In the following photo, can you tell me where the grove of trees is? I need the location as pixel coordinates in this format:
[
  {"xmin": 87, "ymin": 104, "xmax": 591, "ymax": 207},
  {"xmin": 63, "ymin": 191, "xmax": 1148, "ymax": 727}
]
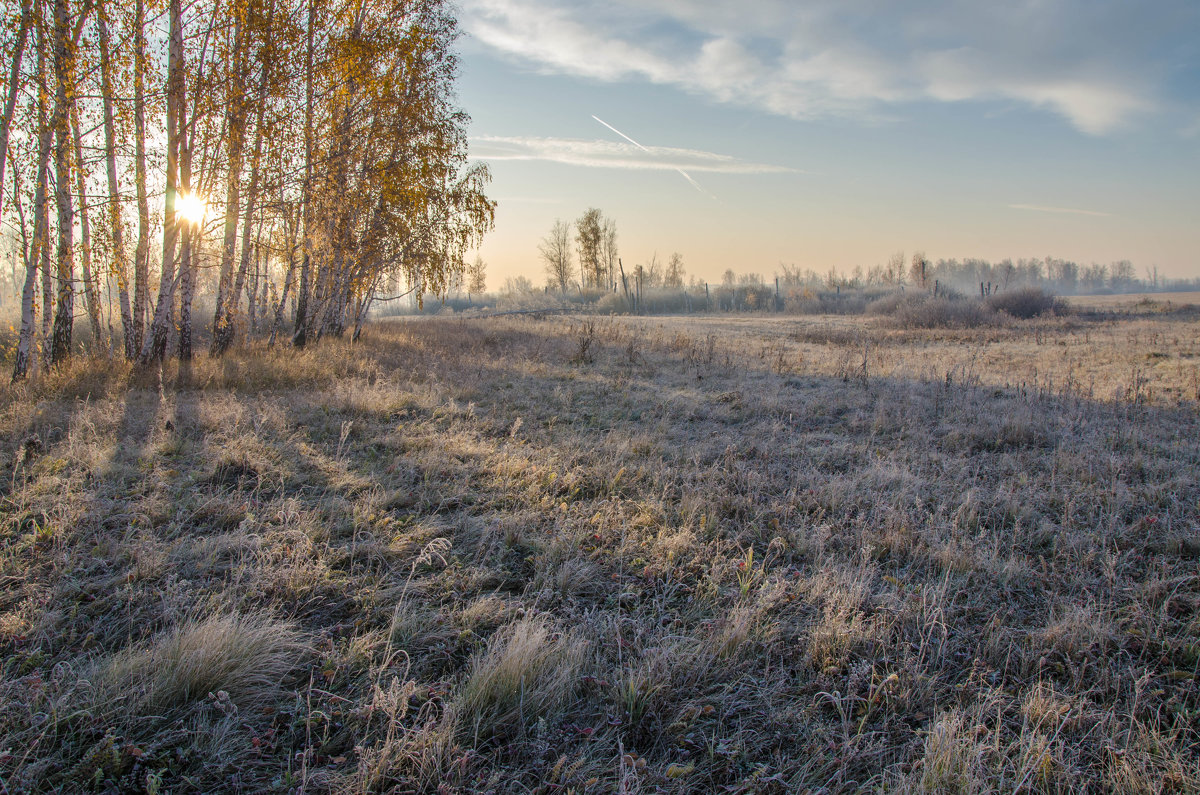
[
  {"xmin": 539, "ymin": 208, "xmax": 620, "ymax": 293},
  {"xmin": 1, "ymin": 0, "xmax": 494, "ymax": 380}
]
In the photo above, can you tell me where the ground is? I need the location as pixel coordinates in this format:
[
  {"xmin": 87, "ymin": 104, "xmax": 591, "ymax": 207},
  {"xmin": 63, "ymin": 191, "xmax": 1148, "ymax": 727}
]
[{"xmin": 1, "ymin": 301, "xmax": 1198, "ymax": 793}]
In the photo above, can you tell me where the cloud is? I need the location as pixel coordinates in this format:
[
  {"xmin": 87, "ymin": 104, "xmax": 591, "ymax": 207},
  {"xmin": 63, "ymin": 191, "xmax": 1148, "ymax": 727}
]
[
  {"xmin": 469, "ymin": 135, "xmax": 798, "ymax": 175},
  {"xmin": 1008, "ymin": 204, "xmax": 1111, "ymax": 218},
  {"xmin": 461, "ymin": 0, "xmax": 1190, "ymax": 134}
]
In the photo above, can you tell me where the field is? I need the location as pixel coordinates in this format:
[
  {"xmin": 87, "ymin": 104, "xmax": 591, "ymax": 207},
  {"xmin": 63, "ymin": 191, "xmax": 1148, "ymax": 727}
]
[
  {"xmin": 1, "ymin": 308, "xmax": 1198, "ymax": 793},
  {"xmin": 1063, "ymin": 292, "xmax": 1200, "ymax": 311}
]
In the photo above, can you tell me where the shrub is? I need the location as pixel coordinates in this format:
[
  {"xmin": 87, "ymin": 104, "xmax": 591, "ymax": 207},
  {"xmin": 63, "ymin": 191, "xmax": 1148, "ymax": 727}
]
[
  {"xmin": 867, "ymin": 291, "xmax": 996, "ymax": 329},
  {"xmin": 596, "ymin": 288, "xmax": 709, "ymax": 314},
  {"xmin": 986, "ymin": 287, "xmax": 1063, "ymax": 319},
  {"xmin": 785, "ymin": 289, "xmax": 870, "ymax": 315},
  {"xmin": 596, "ymin": 292, "xmax": 633, "ymax": 314}
]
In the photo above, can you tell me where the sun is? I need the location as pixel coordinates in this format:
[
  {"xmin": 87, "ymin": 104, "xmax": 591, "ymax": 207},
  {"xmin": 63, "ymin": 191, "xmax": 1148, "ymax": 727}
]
[{"xmin": 176, "ymin": 192, "xmax": 207, "ymax": 226}]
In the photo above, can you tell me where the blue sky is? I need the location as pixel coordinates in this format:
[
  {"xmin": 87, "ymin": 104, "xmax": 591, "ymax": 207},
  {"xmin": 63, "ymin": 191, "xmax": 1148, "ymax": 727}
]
[{"xmin": 455, "ymin": 0, "xmax": 1200, "ymax": 286}]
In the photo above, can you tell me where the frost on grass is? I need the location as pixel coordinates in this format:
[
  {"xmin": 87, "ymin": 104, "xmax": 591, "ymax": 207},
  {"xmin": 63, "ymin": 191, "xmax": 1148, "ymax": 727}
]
[
  {"xmin": 1, "ymin": 313, "xmax": 1198, "ymax": 792},
  {"xmin": 454, "ymin": 614, "xmax": 587, "ymax": 744}
]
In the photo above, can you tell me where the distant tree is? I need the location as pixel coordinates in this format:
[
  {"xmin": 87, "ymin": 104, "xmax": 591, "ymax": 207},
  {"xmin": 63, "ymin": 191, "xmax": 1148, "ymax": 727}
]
[
  {"xmin": 1057, "ymin": 259, "xmax": 1079, "ymax": 293},
  {"xmin": 997, "ymin": 259, "xmax": 1016, "ymax": 289},
  {"xmin": 643, "ymin": 252, "xmax": 662, "ymax": 287},
  {"xmin": 575, "ymin": 208, "xmax": 603, "ymax": 288},
  {"xmin": 1110, "ymin": 260, "xmax": 1135, "ymax": 291},
  {"xmin": 468, "ymin": 255, "xmax": 486, "ymax": 299},
  {"xmin": 504, "ymin": 275, "xmax": 533, "ymax": 294},
  {"xmin": 909, "ymin": 251, "xmax": 928, "ymax": 289},
  {"xmin": 664, "ymin": 252, "xmax": 685, "ymax": 287},
  {"xmin": 600, "ymin": 216, "xmax": 617, "ymax": 290},
  {"xmin": 1081, "ymin": 263, "xmax": 1109, "ymax": 292},
  {"xmin": 777, "ymin": 263, "xmax": 801, "ymax": 287},
  {"xmin": 1017, "ymin": 257, "xmax": 1044, "ymax": 285},
  {"xmin": 888, "ymin": 251, "xmax": 905, "ymax": 284},
  {"xmin": 540, "ymin": 219, "xmax": 573, "ymax": 292}
]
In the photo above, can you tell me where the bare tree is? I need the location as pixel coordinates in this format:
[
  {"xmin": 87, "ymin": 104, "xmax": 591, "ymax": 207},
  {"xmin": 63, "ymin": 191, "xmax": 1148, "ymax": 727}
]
[
  {"xmin": 664, "ymin": 252, "xmax": 685, "ymax": 288},
  {"xmin": 600, "ymin": 216, "xmax": 617, "ymax": 291},
  {"xmin": 643, "ymin": 251, "xmax": 662, "ymax": 287},
  {"xmin": 886, "ymin": 251, "xmax": 905, "ymax": 285},
  {"xmin": 540, "ymin": 219, "xmax": 573, "ymax": 293},
  {"xmin": 468, "ymin": 255, "xmax": 486, "ymax": 300}
]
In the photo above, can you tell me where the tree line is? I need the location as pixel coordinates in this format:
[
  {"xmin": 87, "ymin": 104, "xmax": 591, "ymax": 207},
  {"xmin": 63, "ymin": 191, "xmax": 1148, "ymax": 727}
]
[
  {"xmin": 781, "ymin": 253, "xmax": 1181, "ymax": 296},
  {"xmin": 0, "ymin": 0, "xmax": 493, "ymax": 380}
]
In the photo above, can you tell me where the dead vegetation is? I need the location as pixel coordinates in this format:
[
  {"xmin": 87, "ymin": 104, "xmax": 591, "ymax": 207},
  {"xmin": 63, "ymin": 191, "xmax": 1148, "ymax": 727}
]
[{"xmin": 1, "ymin": 310, "xmax": 1198, "ymax": 792}]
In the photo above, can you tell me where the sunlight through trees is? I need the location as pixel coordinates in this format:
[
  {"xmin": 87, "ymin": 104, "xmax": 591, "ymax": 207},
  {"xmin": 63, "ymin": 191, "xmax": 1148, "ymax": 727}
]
[{"xmin": 0, "ymin": 0, "xmax": 494, "ymax": 377}]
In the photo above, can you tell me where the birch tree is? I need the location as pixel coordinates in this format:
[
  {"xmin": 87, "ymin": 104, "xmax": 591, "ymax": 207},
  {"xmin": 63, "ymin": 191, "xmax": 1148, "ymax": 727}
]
[{"xmin": 541, "ymin": 219, "xmax": 572, "ymax": 293}]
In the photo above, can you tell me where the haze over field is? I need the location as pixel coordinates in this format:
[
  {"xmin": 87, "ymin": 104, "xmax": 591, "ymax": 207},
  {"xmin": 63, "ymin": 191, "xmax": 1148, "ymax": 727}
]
[{"xmin": 457, "ymin": 0, "xmax": 1200, "ymax": 284}]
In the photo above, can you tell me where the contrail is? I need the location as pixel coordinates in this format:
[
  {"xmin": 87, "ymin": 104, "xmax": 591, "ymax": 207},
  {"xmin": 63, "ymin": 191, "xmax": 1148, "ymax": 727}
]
[{"xmin": 592, "ymin": 115, "xmax": 712, "ymax": 197}]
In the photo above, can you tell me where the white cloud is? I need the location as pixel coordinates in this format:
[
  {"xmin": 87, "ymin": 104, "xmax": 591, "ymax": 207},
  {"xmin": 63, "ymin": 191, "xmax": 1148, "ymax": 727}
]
[
  {"xmin": 470, "ymin": 135, "xmax": 798, "ymax": 174},
  {"xmin": 1009, "ymin": 204, "xmax": 1111, "ymax": 218},
  {"xmin": 461, "ymin": 0, "xmax": 1185, "ymax": 134}
]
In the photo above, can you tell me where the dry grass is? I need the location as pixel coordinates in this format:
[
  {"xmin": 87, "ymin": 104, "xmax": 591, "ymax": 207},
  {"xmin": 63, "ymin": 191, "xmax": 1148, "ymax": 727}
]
[
  {"xmin": 97, "ymin": 612, "xmax": 307, "ymax": 715},
  {"xmin": 1, "ymin": 310, "xmax": 1197, "ymax": 792},
  {"xmin": 454, "ymin": 614, "xmax": 587, "ymax": 743}
]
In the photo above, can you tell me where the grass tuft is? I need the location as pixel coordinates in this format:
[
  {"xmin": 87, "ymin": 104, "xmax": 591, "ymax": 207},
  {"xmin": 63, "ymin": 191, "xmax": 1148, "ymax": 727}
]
[
  {"xmin": 97, "ymin": 612, "xmax": 307, "ymax": 715},
  {"xmin": 454, "ymin": 614, "xmax": 586, "ymax": 743}
]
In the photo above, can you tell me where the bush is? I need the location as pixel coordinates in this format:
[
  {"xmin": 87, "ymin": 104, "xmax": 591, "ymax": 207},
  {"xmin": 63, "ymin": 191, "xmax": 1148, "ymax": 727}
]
[
  {"xmin": 712, "ymin": 284, "xmax": 776, "ymax": 312},
  {"xmin": 986, "ymin": 287, "xmax": 1063, "ymax": 319},
  {"xmin": 868, "ymin": 291, "xmax": 996, "ymax": 329},
  {"xmin": 596, "ymin": 292, "xmax": 633, "ymax": 314},
  {"xmin": 596, "ymin": 288, "xmax": 709, "ymax": 314},
  {"xmin": 784, "ymin": 287, "xmax": 896, "ymax": 315}
]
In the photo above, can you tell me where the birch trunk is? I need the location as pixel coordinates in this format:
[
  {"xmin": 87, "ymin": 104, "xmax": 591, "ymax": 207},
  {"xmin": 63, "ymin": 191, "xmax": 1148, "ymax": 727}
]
[
  {"xmin": 268, "ymin": 235, "xmax": 296, "ymax": 348},
  {"xmin": 96, "ymin": 0, "xmax": 134, "ymax": 358},
  {"xmin": 131, "ymin": 0, "xmax": 150, "ymax": 355},
  {"xmin": 211, "ymin": 54, "xmax": 264, "ymax": 356},
  {"xmin": 49, "ymin": 0, "xmax": 78, "ymax": 365},
  {"xmin": 210, "ymin": 12, "xmax": 247, "ymax": 356},
  {"xmin": 292, "ymin": 0, "xmax": 315, "ymax": 348},
  {"xmin": 177, "ymin": 13, "xmax": 211, "ymax": 361},
  {"xmin": 13, "ymin": 20, "xmax": 51, "ymax": 382},
  {"xmin": 71, "ymin": 102, "xmax": 102, "ymax": 347},
  {"xmin": 176, "ymin": 90, "xmax": 195, "ymax": 361},
  {"xmin": 138, "ymin": 0, "xmax": 183, "ymax": 366},
  {"xmin": 247, "ymin": 239, "xmax": 261, "ymax": 333}
]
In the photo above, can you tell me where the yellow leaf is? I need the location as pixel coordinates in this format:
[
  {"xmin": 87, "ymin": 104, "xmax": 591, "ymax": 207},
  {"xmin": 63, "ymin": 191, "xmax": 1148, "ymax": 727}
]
[{"xmin": 665, "ymin": 763, "xmax": 694, "ymax": 778}]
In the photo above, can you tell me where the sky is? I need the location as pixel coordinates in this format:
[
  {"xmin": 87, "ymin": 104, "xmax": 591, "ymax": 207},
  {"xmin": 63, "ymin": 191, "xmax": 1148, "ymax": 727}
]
[{"xmin": 454, "ymin": 0, "xmax": 1200, "ymax": 287}]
